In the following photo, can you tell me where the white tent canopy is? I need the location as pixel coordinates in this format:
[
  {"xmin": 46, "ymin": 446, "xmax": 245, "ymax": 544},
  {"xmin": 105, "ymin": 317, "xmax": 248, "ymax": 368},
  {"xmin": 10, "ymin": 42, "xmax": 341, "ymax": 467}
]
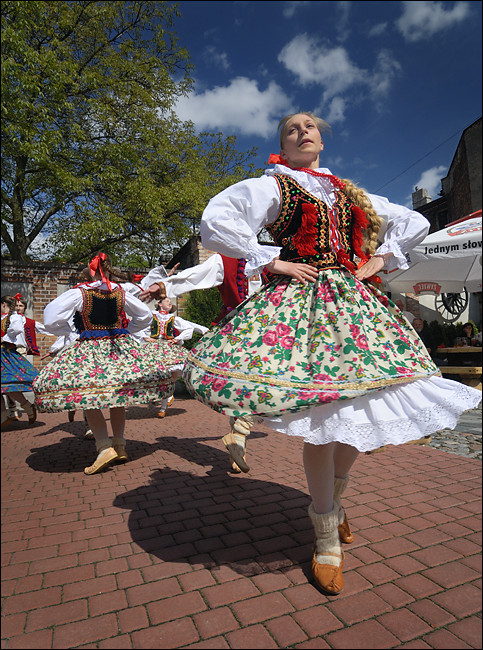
[{"xmin": 382, "ymin": 211, "xmax": 482, "ymax": 295}]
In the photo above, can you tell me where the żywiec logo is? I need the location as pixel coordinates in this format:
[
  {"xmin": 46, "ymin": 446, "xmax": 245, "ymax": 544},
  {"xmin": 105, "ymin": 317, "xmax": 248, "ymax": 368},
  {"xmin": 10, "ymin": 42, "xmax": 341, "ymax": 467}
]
[
  {"xmin": 413, "ymin": 282, "xmax": 442, "ymax": 295},
  {"xmin": 447, "ymin": 219, "xmax": 481, "ymax": 237}
]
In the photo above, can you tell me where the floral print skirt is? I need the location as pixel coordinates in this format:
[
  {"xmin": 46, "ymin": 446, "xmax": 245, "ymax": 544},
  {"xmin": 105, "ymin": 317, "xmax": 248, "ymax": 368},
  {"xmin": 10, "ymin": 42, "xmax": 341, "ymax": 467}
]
[
  {"xmin": 183, "ymin": 269, "xmax": 441, "ymax": 419},
  {"xmin": 33, "ymin": 335, "xmax": 175, "ymax": 412},
  {"xmin": 143, "ymin": 338, "xmax": 188, "ymax": 374},
  {"xmin": 1, "ymin": 346, "xmax": 38, "ymax": 394}
]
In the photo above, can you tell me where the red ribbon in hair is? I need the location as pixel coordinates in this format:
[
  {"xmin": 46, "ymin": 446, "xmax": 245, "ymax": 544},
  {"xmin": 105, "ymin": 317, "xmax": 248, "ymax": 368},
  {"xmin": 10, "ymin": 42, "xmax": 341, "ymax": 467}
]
[
  {"xmin": 89, "ymin": 252, "xmax": 112, "ymax": 290},
  {"xmin": 13, "ymin": 292, "xmax": 23, "ymax": 301}
]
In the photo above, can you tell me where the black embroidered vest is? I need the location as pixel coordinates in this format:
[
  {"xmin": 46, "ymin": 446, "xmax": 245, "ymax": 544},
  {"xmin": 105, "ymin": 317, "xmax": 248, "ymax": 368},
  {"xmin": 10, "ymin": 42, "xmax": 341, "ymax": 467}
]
[
  {"xmin": 268, "ymin": 174, "xmax": 358, "ymax": 270},
  {"xmin": 74, "ymin": 288, "xmax": 127, "ymax": 338},
  {"xmin": 150, "ymin": 314, "xmax": 177, "ymax": 340}
]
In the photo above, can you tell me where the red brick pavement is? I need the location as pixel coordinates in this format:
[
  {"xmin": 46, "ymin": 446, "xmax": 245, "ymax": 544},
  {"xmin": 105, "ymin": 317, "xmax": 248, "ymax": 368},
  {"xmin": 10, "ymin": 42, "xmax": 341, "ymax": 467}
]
[{"xmin": 1, "ymin": 395, "xmax": 481, "ymax": 649}]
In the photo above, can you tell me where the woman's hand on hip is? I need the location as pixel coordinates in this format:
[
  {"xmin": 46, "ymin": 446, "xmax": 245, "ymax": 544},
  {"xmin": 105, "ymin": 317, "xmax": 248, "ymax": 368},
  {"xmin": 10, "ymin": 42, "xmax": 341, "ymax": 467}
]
[
  {"xmin": 266, "ymin": 259, "xmax": 319, "ymax": 284},
  {"xmin": 354, "ymin": 255, "xmax": 385, "ymax": 281}
]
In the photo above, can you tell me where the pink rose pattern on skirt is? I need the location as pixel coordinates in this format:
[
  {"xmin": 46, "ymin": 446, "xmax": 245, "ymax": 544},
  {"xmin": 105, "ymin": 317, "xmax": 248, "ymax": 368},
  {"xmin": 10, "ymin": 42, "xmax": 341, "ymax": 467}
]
[
  {"xmin": 33, "ymin": 335, "xmax": 174, "ymax": 412},
  {"xmin": 143, "ymin": 338, "xmax": 188, "ymax": 370},
  {"xmin": 183, "ymin": 269, "xmax": 440, "ymax": 419}
]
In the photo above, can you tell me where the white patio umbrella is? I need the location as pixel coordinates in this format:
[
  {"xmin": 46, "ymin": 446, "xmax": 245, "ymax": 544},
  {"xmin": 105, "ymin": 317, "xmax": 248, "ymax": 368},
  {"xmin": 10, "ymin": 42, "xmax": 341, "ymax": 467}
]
[{"xmin": 382, "ymin": 211, "xmax": 482, "ymax": 296}]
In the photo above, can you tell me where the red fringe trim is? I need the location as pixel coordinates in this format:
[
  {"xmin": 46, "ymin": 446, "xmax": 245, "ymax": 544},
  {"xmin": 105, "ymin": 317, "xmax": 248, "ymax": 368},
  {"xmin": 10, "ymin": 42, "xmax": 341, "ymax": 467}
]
[{"xmin": 293, "ymin": 203, "xmax": 319, "ymax": 256}]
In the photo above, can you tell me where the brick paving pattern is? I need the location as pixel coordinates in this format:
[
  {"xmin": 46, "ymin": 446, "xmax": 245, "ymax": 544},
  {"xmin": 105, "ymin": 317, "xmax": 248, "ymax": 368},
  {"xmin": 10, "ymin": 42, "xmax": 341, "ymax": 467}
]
[{"xmin": 1, "ymin": 394, "xmax": 481, "ymax": 649}]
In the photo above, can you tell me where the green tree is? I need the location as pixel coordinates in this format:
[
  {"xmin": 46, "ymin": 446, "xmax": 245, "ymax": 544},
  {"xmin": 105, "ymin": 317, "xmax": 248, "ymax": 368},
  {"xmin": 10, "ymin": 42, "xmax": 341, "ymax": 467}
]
[
  {"xmin": 1, "ymin": 1, "xmax": 260, "ymax": 265},
  {"xmin": 182, "ymin": 287, "xmax": 223, "ymax": 331}
]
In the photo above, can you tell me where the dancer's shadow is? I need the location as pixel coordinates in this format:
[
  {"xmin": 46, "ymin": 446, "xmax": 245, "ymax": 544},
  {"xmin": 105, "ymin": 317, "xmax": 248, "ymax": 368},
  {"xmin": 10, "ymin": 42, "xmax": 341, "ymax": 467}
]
[
  {"xmin": 26, "ymin": 420, "xmax": 313, "ymax": 583},
  {"xmin": 113, "ymin": 460, "xmax": 314, "ymax": 582},
  {"xmin": 25, "ymin": 420, "xmax": 268, "ymax": 474},
  {"xmin": 3, "ymin": 418, "xmax": 47, "ymax": 431}
]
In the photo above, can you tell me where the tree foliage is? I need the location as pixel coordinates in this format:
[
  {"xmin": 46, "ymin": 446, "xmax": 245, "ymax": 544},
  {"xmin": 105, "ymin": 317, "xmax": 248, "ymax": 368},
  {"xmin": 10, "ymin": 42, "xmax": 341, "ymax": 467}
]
[
  {"xmin": 1, "ymin": 1, "xmax": 261, "ymax": 265},
  {"xmin": 182, "ymin": 287, "xmax": 223, "ymax": 330}
]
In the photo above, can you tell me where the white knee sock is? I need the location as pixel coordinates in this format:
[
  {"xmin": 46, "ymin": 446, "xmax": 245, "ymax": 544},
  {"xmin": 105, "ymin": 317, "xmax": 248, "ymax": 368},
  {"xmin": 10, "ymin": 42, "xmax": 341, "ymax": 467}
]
[{"xmin": 308, "ymin": 503, "xmax": 342, "ymax": 567}]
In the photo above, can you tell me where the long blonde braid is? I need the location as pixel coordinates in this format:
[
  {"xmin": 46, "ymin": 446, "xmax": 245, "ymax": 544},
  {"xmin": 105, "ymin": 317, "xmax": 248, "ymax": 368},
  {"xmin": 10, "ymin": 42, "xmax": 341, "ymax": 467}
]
[{"xmin": 340, "ymin": 178, "xmax": 383, "ymax": 256}]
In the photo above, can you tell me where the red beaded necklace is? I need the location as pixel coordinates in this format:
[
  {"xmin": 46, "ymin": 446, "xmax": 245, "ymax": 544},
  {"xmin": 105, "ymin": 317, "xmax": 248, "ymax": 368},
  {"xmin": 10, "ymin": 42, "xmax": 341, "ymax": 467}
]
[{"xmin": 267, "ymin": 154, "xmax": 346, "ymax": 191}]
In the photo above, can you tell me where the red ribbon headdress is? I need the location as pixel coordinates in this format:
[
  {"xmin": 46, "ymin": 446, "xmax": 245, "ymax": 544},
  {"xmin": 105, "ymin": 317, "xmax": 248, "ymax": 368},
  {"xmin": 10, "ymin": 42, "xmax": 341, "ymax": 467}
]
[
  {"xmin": 13, "ymin": 292, "xmax": 23, "ymax": 301},
  {"xmin": 89, "ymin": 253, "xmax": 112, "ymax": 290}
]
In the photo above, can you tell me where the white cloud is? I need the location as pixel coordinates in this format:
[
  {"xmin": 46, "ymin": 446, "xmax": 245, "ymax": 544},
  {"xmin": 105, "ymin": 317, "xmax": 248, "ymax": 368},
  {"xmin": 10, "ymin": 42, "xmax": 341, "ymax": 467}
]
[
  {"xmin": 203, "ymin": 46, "xmax": 230, "ymax": 71},
  {"xmin": 413, "ymin": 165, "xmax": 447, "ymax": 199},
  {"xmin": 325, "ymin": 97, "xmax": 347, "ymax": 125},
  {"xmin": 396, "ymin": 1, "xmax": 471, "ymax": 42},
  {"xmin": 335, "ymin": 1, "xmax": 351, "ymax": 42},
  {"xmin": 278, "ymin": 34, "xmax": 366, "ymax": 99},
  {"xmin": 370, "ymin": 50, "xmax": 402, "ymax": 97},
  {"xmin": 174, "ymin": 77, "xmax": 293, "ymax": 138},
  {"xmin": 283, "ymin": 1, "xmax": 310, "ymax": 19},
  {"xmin": 278, "ymin": 34, "xmax": 400, "ymax": 117},
  {"xmin": 368, "ymin": 22, "xmax": 388, "ymax": 37}
]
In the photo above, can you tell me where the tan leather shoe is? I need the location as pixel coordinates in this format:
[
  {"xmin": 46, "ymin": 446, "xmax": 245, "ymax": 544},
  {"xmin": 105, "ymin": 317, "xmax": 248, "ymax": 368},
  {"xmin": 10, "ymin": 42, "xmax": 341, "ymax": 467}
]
[
  {"xmin": 113, "ymin": 445, "xmax": 129, "ymax": 462},
  {"xmin": 157, "ymin": 410, "xmax": 166, "ymax": 418},
  {"xmin": 365, "ymin": 446, "xmax": 386, "ymax": 455},
  {"xmin": 338, "ymin": 511, "xmax": 354, "ymax": 544},
  {"xmin": 406, "ymin": 436, "xmax": 432, "ymax": 445},
  {"xmin": 222, "ymin": 431, "xmax": 249, "ymax": 473},
  {"xmin": 228, "ymin": 450, "xmax": 246, "ymax": 473},
  {"xmin": 312, "ymin": 550, "xmax": 345, "ymax": 595},
  {"xmin": 84, "ymin": 447, "xmax": 118, "ymax": 475}
]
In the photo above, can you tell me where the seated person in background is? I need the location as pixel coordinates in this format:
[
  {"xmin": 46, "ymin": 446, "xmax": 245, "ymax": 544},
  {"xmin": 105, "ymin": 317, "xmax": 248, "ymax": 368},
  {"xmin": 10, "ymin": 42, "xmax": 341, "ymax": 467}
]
[
  {"xmin": 460, "ymin": 322, "xmax": 478, "ymax": 346},
  {"xmin": 412, "ymin": 318, "xmax": 447, "ymax": 367}
]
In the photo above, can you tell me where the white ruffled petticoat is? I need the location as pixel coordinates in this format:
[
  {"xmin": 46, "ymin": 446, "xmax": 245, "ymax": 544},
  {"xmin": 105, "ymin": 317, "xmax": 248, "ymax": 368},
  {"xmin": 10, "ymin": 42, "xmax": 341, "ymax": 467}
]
[{"xmin": 264, "ymin": 376, "xmax": 481, "ymax": 452}]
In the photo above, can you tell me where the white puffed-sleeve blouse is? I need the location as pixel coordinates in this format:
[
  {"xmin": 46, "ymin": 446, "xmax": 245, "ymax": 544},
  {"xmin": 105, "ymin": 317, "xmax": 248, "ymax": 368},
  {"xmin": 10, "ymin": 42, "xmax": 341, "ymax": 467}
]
[{"xmin": 200, "ymin": 165, "xmax": 430, "ymax": 276}]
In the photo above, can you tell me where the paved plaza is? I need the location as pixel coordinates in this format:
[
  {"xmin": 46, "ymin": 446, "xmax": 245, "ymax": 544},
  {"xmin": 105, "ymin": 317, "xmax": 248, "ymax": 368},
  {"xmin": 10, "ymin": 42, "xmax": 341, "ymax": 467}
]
[{"xmin": 1, "ymin": 393, "xmax": 481, "ymax": 649}]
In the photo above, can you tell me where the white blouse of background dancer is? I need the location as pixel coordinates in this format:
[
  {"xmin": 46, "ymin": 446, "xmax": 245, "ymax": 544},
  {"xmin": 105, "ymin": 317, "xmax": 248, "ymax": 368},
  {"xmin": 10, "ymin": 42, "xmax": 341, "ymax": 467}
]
[
  {"xmin": 42, "ymin": 281, "xmax": 153, "ymax": 338},
  {"xmin": 143, "ymin": 308, "xmax": 209, "ymax": 345}
]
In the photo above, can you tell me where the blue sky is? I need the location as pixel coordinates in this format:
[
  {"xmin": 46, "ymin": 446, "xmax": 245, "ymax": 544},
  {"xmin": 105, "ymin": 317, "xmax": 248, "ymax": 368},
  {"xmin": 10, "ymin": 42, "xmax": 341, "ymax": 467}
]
[{"xmin": 173, "ymin": 0, "xmax": 482, "ymax": 208}]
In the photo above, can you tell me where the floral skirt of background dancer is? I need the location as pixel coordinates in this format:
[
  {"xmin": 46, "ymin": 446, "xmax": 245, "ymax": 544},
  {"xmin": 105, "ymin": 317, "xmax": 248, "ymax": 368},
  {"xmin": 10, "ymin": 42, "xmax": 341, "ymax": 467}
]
[
  {"xmin": 183, "ymin": 269, "xmax": 481, "ymax": 452},
  {"xmin": 33, "ymin": 334, "xmax": 175, "ymax": 412},
  {"xmin": 1, "ymin": 345, "xmax": 38, "ymax": 394},
  {"xmin": 143, "ymin": 338, "xmax": 188, "ymax": 374}
]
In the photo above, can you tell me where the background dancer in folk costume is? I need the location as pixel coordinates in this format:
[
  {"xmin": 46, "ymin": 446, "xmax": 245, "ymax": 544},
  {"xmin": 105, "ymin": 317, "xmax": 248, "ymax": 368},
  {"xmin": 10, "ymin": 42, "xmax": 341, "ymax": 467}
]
[
  {"xmin": 1, "ymin": 296, "xmax": 38, "ymax": 428},
  {"xmin": 182, "ymin": 112, "xmax": 482, "ymax": 595},
  {"xmin": 14, "ymin": 293, "xmax": 52, "ymax": 357},
  {"xmin": 33, "ymin": 253, "xmax": 175, "ymax": 475},
  {"xmin": 143, "ymin": 296, "xmax": 208, "ymax": 419},
  {"xmin": 139, "ymin": 253, "xmax": 265, "ymax": 473},
  {"xmin": 6, "ymin": 293, "xmax": 53, "ymax": 421}
]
